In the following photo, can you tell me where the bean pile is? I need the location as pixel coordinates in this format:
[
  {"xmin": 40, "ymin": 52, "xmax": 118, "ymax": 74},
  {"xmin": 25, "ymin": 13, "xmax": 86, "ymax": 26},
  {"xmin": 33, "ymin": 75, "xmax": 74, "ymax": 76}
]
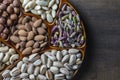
[
  {"xmin": 0, "ymin": 41, "xmax": 19, "ymax": 70},
  {"xmin": 51, "ymin": 4, "xmax": 85, "ymax": 48},
  {"xmin": 0, "ymin": 0, "xmax": 21, "ymax": 40},
  {"xmin": 2, "ymin": 49, "xmax": 82, "ymax": 80},
  {"xmin": 10, "ymin": 16, "xmax": 48, "ymax": 55},
  {"xmin": 20, "ymin": 0, "xmax": 60, "ymax": 23}
]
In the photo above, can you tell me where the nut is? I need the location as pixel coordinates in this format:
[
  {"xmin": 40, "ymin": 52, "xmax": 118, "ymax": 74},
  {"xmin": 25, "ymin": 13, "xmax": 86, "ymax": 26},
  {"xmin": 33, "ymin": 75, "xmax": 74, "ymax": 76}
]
[
  {"xmin": 22, "ymin": 47, "xmax": 32, "ymax": 55},
  {"xmin": 7, "ymin": 5, "xmax": 14, "ymax": 14},
  {"xmin": 10, "ymin": 14, "xmax": 18, "ymax": 20},
  {"xmin": 10, "ymin": 36, "xmax": 20, "ymax": 43}
]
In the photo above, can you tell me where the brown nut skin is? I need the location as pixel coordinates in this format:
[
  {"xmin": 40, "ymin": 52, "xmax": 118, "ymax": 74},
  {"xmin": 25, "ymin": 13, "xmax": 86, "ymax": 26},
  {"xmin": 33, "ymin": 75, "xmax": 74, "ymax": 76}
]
[
  {"xmin": 1, "ymin": 33, "xmax": 7, "ymax": 39},
  {"xmin": 10, "ymin": 14, "xmax": 18, "ymax": 20},
  {"xmin": 0, "ymin": 17, "xmax": 6, "ymax": 25},
  {"xmin": 14, "ymin": 7, "xmax": 20, "ymax": 14},
  {"xmin": 18, "ymin": 17, "xmax": 24, "ymax": 24},
  {"xmin": 8, "ymin": 0, "xmax": 13, "ymax": 3},
  {"xmin": 33, "ymin": 19, "xmax": 42, "ymax": 28},
  {"xmin": 0, "ymin": 24, "xmax": 4, "ymax": 33},
  {"xmin": 25, "ymin": 23, "xmax": 32, "ymax": 31},
  {"xmin": 2, "ymin": 11, "xmax": 8, "ymax": 18},
  {"xmin": 22, "ymin": 47, "xmax": 32, "ymax": 55},
  {"xmin": 22, "ymin": 16, "xmax": 31, "ymax": 25},
  {"xmin": 3, "ymin": 28, "xmax": 9, "ymax": 34},
  {"xmin": 7, "ymin": 5, "xmax": 14, "ymax": 14},
  {"xmin": 0, "ymin": 4, "xmax": 7, "ymax": 10},
  {"xmin": 13, "ymin": 0, "xmax": 20, "ymax": 7},
  {"xmin": 7, "ymin": 18, "xmax": 13, "ymax": 26},
  {"xmin": 10, "ymin": 36, "xmax": 20, "ymax": 43},
  {"xmin": 3, "ymin": 0, "xmax": 10, "ymax": 5},
  {"xmin": 0, "ymin": 9, "xmax": 2, "ymax": 14}
]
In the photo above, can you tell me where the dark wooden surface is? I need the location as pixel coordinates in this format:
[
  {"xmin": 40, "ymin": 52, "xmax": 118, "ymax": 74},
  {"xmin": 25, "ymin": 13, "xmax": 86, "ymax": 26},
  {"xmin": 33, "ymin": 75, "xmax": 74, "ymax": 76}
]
[{"xmin": 68, "ymin": 0, "xmax": 120, "ymax": 80}]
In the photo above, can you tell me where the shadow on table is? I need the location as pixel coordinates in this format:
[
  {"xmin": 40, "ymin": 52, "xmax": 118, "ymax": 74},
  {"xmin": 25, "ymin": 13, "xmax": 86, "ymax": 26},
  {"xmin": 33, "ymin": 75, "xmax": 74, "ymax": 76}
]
[{"xmin": 72, "ymin": 12, "xmax": 95, "ymax": 80}]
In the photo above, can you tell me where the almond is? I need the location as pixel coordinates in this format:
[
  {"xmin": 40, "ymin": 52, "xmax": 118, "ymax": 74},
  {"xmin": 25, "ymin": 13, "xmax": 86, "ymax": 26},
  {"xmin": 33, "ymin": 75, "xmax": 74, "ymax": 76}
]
[
  {"xmin": 32, "ymin": 48, "xmax": 40, "ymax": 53},
  {"xmin": 19, "ymin": 36, "xmax": 27, "ymax": 41},
  {"xmin": 37, "ymin": 27, "xmax": 46, "ymax": 35},
  {"xmin": 26, "ymin": 40, "xmax": 34, "ymax": 47},
  {"xmin": 33, "ymin": 19, "xmax": 42, "ymax": 27},
  {"xmin": 27, "ymin": 31, "xmax": 34, "ymax": 40},
  {"xmin": 10, "ymin": 36, "xmax": 20, "ymax": 43},
  {"xmin": 18, "ymin": 30, "xmax": 28, "ymax": 36},
  {"xmin": 33, "ymin": 42, "xmax": 40, "ymax": 48},
  {"xmin": 22, "ymin": 47, "xmax": 32, "ymax": 55},
  {"xmin": 34, "ymin": 35, "xmax": 45, "ymax": 41},
  {"xmin": 25, "ymin": 23, "xmax": 32, "ymax": 31}
]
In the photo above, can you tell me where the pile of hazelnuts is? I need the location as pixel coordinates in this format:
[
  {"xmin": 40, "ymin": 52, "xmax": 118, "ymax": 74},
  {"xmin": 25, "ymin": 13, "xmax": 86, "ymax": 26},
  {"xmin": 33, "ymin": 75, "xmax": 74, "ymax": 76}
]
[{"xmin": 0, "ymin": 0, "xmax": 21, "ymax": 40}]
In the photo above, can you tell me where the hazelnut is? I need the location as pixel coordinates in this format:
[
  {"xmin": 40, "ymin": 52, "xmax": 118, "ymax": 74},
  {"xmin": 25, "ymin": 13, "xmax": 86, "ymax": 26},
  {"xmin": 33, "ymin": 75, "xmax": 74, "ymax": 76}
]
[
  {"xmin": 8, "ymin": 0, "xmax": 13, "ymax": 3},
  {"xmin": 0, "ymin": 9, "xmax": 3, "ymax": 14},
  {"xmin": 10, "ymin": 14, "xmax": 18, "ymax": 20},
  {"xmin": 9, "ymin": 4, "xmax": 14, "ymax": 7},
  {"xmin": 0, "ymin": 4, "xmax": 7, "ymax": 10},
  {"xmin": 7, "ymin": 18, "xmax": 13, "ymax": 26},
  {"xmin": 14, "ymin": 7, "xmax": 20, "ymax": 14},
  {"xmin": 18, "ymin": 17, "xmax": 24, "ymax": 24},
  {"xmin": 0, "ymin": 24, "xmax": 4, "ymax": 33},
  {"xmin": 3, "ymin": 28, "xmax": 9, "ymax": 34},
  {"xmin": 7, "ymin": 5, "xmax": 14, "ymax": 14},
  {"xmin": 2, "ymin": 11, "xmax": 8, "ymax": 18},
  {"xmin": 1, "ymin": 33, "xmax": 7, "ymax": 39},
  {"xmin": 3, "ymin": 0, "xmax": 10, "ymax": 5},
  {"xmin": 13, "ymin": 0, "xmax": 20, "ymax": 7},
  {"xmin": 0, "ymin": 17, "xmax": 6, "ymax": 24}
]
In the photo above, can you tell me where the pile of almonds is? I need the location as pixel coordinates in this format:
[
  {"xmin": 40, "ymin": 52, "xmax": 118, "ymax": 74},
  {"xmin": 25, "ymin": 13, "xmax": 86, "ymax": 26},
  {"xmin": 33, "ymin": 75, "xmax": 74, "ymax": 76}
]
[
  {"xmin": 10, "ymin": 16, "xmax": 48, "ymax": 55},
  {"xmin": 0, "ymin": 0, "xmax": 21, "ymax": 40}
]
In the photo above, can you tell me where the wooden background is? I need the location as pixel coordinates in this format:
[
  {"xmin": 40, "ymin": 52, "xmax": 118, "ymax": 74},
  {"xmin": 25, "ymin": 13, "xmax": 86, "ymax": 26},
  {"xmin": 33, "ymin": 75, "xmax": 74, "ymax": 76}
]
[{"xmin": 68, "ymin": 0, "xmax": 120, "ymax": 80}]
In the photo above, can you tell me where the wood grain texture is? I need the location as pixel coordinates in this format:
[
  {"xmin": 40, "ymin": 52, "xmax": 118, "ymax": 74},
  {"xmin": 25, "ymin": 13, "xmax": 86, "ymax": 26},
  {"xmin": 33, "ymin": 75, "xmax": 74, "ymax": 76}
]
[{"xmin": 68, "ymin": 0, "xmax": 120, "ymax": 80}]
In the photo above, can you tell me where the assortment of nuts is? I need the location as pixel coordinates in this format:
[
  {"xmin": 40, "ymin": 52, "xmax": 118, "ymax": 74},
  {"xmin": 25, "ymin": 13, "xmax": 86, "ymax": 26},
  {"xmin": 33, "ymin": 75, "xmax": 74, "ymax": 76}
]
[
  {"xmin": 51, "ymin": 4, "xmax": 85, "ymax": 48},
  {"xmin": 10, "ymin": 16, "xmax": 48, "ymax": 55},
  {"xmin": 0, "ymin": 41, "xmax": 19, "ymax": 71},
  {"xmin": 0, "ymin": 0, "xmax": 86, "ymax": 80},
  {"xmin": 0, "ymin": 0, "xmax": 21, "ymax": 40},
  {"xmin": 20, "ymin": 0, "xmax": 60, "ymax": 23},
  {"xmin": 2, "ymin": 49, "xmax": 82, "ymax": 80}
]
